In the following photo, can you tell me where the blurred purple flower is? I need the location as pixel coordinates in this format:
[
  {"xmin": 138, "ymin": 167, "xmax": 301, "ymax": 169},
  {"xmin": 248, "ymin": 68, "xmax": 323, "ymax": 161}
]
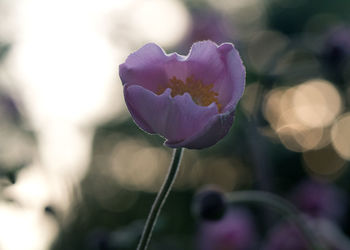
[
  {"xmin": 0, "ymin": 92, "xmax": 22, "ymax": 124},
  {"xmin": 119, "ymin": 41, "xmax": 245, "ymax": 149},
  {"xmin": 290, "ymin": 180, "xmax": 347, "ymax": 222},
  {"xmin": 322, "ymin": 26, "xmax": 350, "ymax": 67},
  {"xmin": 183, "ymin": 8, "xmax": 233, "ymax": 47},
  {"xmin": 86, "ymin": 228, "xmax": 111, "ymax": 250},
  {"xmin": 321, "ymin": 26, "xmax": 350, "ymax": 84},
  {"xmin": 263, "ymin": 218, "xmax": 350, "ymax": 250},
  {"xmin": 196, "ymin": 209, "xmax": 257, "ymax": 250},
  {"xmin": 263, "ymin": 222, "xmax": 308, "ymax": 250}
]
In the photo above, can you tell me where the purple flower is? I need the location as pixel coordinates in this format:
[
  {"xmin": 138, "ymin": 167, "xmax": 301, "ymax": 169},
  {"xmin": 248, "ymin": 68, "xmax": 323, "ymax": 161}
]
[
  {"xmin": 181, "ymin": 7, "xmax": 233, "ymax": 48},
  {"xmin": 321, "ymin": 26, "xmax": 350, "ymax": 84},
  {"xmin": 196, "ymin": 208, "xmax": 257, "ymax": 250},
  {"xmin": 263, "ymin": 222, "xmax": 308, "ymax": 250},
  {"xmin": 322, "ymin": 26, "xmax": 350, "ymax": 67},
  {"xmin": 119, "ymin": 41, "xmax": 245, "ymax": 149},
  {"xmin": 263, "ymin": 219, "xmax": 350, "ymax": 250},
  {"xmin": 0, "ymin": 92, "xmax": 22, "ymax": 124},
  {"xmin": 290, "ymin": 180, "xmax": 347, "ymax": 222}
]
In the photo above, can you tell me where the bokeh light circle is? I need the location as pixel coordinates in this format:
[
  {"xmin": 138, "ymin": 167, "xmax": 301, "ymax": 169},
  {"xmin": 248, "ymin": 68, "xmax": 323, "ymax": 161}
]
[
  {"xmin": 293, "ymin": 79, "xmax": 342, "ymax": 128},
  {"xmin": 331, "ymin": 113, "xmax": 350, "ymax": 160}
]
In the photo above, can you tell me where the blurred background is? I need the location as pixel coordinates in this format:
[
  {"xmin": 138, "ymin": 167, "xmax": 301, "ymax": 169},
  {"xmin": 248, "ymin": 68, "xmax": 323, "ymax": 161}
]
[{"xmin": 0, "ymin": 0, "xmax": 350, "ymax": 249}]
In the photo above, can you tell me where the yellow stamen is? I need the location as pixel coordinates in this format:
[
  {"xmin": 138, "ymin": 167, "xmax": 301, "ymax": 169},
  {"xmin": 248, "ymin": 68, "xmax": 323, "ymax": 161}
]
[{"xmin": 156, "ymin": 76, "xmax": 222, "ymax": 112}]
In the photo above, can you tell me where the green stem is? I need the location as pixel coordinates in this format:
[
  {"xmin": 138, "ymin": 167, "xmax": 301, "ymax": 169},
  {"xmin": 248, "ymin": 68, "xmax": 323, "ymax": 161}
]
[
  {"xmin": 137, "ymin": 147, "xmax": 184, "ymax": 250},
  {"xmin": 226, "ymin": 191, "xmax": 327, "ymax": 250}
]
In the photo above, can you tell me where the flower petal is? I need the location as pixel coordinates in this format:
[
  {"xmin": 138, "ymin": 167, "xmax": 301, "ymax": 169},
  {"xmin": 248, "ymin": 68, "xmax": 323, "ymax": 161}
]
[
  {"xmin": 186, "ymin": 41, "xmax": 245, "ymax": 112},
  {"xmin": 197, "ymin": 209, "xmax": 257, "ymax": 250},
  {"xmin": 217, "ymin": 43, "xmax": 246, "ymax": 112},
  {"xmin": 186, "ymin": 40, "xmax": 225, "ymax": 83},
  {"xmin": 124, "ymin": 84, "xmax": 218, "ymax": 144},
  {"xmin": 166, "ymin": 109, "xmax": 235, "ymax": 149},
  {"xmin": 119, "ymin": 43, "xmax": 169, "ymax": 92}
]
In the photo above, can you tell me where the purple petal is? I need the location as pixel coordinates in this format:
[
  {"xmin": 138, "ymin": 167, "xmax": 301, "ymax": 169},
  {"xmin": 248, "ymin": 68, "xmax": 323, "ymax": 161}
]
[
  {"xmin": 124, "ymin": 84, "xmax": 218, "ymax": 144},
  {"xmin": 197, "ymin": 209, "xmax": 256, "ymax": 250},
  {"xmin": 186, "ymin": 41, "xmax": 245, "ymax": 112},
  {"xmin": 119, "ymin": 43, "xmax": 169, "ymax": 93},
  {"xmin": 290, "ymin": 180, "xmax": 347, "ymax": 221},
  {"xmin": 166, "ymin": 109, "xmax": 235, "ymax": 149},
  {"xmin": 186, "ymin": 41, "xmax": 225, "ymax": 84},
  {"xmin": 217, "ymin": 43, "xmax": 246, "ymax": 111}
]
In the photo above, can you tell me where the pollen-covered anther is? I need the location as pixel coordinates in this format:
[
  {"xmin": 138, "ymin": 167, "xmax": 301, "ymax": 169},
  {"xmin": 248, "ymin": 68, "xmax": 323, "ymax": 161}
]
[{"xmin": 156, "ymin": 76, "xmax": 222, "ymax": 112}]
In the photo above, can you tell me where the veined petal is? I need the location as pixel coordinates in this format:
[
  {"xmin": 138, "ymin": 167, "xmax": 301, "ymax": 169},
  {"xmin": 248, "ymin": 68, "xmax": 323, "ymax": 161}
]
[
  {"xmin": 186, "ymin": 40, "xmax": 225, "ymax": 84},
  {"xmin": 217, "ymin": 43, "xmax": 246, "ymax": 112},
  {"xmin": 166, "ymin": 108, "xmax": 235, "ymax": 149},
  {"xmin": 186, "ymin": 41, "xmax": 245, "ymax": 112},
  {"xmin": 119, "ymin": 43, "xmax": 169, "ymax": 93},
  {"xmin": 124, "ymin": 84, "xmax": 218, "ymax": 144}
]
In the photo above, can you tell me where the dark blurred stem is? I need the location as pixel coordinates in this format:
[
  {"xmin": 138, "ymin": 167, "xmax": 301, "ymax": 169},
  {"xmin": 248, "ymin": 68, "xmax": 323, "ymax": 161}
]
[
  {"xmin": 137, "ymin": 147, "xmax": 184, "ymax": 250},
  {"xmin": 226, "ymin": 191, "xmax": 328, "ymax": 250}
]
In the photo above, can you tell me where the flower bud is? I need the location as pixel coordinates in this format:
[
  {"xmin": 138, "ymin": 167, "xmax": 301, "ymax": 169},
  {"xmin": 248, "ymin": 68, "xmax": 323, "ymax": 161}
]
[{"xmin": 193, "ymin": 187, "xmax": 227, "ymax": 221}]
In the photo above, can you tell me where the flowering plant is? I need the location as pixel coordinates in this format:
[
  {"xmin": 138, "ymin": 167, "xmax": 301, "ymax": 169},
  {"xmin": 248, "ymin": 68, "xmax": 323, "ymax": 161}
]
[
  {"xmin": 118, "ymin": 41, "xmax": 327, "ymax": 250},
  {"xmin": 119, "ymin": 40, "xmax": 245, "ymax": 149}
]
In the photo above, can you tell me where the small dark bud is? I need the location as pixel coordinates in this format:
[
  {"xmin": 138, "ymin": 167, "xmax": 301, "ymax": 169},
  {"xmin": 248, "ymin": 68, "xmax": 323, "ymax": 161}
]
[{"xmin": 193, "ymin": 187, "xmax": 227, "ymax": 221}]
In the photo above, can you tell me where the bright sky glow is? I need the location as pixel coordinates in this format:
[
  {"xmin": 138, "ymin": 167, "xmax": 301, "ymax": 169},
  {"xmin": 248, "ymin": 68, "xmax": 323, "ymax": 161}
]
[{"xmin": 0, "ymin": 0, "xmax": 190, "ymax": 249}]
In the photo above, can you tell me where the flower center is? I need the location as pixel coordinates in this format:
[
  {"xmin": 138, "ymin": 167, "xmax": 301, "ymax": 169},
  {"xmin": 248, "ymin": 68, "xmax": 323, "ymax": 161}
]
[{"xmin": 156, "ymin": 76, "xmax": 222, "ymax": 112}]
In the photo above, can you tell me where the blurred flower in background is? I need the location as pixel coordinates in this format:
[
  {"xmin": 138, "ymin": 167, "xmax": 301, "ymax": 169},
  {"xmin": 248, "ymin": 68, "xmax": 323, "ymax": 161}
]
[
  {"xmin": 321, "ymin": 26, "xmax": 350, "ymax": 84},
  {"xmin": 178, "ymin": 4, "xmax": 233, "ymax": 52},
  {"xmin": 0, "ymin": 91, "xmax": 21, "ymax": 124},
  {"xmin": 0, "ymin": 89, "xmax": 34, "ymax": 182},
  {"xmin": 263, "ymin": 218, "xmax": 350, "ymax": 250},
  {"xmin": 290, "ymin": 179, "xmax": 347, "ymax": 222},
  {"xmin": 196, "ymin": 208, "xmax": 257, "ymax": 250},
  {"xmin": 263, "ymin": 222, "xmax": 309, "ymax": 250}
]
